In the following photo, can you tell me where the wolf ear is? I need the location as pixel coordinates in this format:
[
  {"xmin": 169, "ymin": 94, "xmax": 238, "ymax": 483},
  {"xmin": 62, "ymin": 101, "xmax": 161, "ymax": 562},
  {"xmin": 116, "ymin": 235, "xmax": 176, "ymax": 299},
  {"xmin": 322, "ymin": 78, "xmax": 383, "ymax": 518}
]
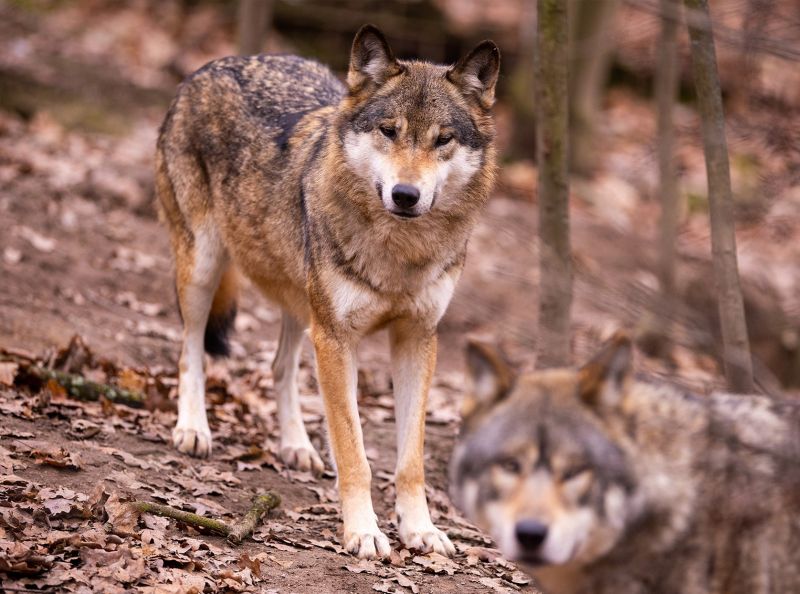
[
  {"xmin": 463, "ymin": 341, "xmax": 514, "ymax": 419},
  {"xmin": 348, "ymin": 24, "xmax": 404, "ymax": 91},
  {"xmin": 447, "ymin": 40, "xmax": 501, "ymax": 109},
  {"xmin": 577, "ymin": 331, "xmax": 633, "ymax": 412}
]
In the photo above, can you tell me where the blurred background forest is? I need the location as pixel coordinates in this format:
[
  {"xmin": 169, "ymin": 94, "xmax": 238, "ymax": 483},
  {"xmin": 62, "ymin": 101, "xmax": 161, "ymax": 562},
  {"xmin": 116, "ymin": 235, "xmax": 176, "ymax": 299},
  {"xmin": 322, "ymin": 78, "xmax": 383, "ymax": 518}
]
[
  {"xmin": 2, "ymin": 0, "xmax": 798, "ymax": 392},
  {"xmin": 1, "ymin": 1, "xmax": 800, "ymax": 592}
]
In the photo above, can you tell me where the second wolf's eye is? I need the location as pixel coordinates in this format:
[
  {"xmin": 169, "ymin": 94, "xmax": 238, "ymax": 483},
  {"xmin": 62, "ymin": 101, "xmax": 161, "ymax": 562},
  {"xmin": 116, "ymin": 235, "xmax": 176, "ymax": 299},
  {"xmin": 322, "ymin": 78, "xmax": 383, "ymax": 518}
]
[
  {"xmin": 435, "ymin": 134, "xmax": 453, "ymax": 147},
  {"xmin": 380, "ymin": 125, "xmax": 397, "ymax": 140},
  {"xmin": 498, "ymin": 457, "xmax": 521, "ymax": 474},
  {"xmin": 562, "ymin": 465, "xmax": 590, "ymax": 481}
]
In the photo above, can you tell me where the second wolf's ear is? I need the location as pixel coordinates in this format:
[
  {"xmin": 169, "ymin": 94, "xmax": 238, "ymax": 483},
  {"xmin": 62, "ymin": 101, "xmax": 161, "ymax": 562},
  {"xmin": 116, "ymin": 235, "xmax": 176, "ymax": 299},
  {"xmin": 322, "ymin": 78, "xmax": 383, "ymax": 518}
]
[
  {"xmin": 577, "ymin": 331, "xmax": 633, "ymax": 412},
  {"xmin": 348, "ymin": 24, "xmax": 404, "ymax": 91},
  {"xmin": 463, "ymin": 341, "xmax": 514, "ymax": 419},
  {"xmin": 447, "ymin": 41, "xmax": 501, "ymax": 109}
]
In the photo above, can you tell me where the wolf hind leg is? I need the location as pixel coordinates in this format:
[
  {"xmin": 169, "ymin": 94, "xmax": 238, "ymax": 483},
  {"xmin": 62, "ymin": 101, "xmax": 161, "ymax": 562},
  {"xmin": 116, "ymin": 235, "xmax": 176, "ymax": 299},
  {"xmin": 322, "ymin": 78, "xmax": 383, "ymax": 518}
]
[
  {"xmin": 272, "ymin": 311, "xmax": 325, "ymax": 474},
  {"xmin": 173, "ymin": 225, "xmax": 227, "ymax": 458}
]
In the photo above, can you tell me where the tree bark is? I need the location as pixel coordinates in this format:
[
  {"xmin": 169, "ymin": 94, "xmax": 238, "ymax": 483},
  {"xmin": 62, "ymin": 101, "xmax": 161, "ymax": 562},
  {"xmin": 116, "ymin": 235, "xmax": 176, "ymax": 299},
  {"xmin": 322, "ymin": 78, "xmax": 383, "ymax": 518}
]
[
  {"xmin": 656, "ymin": 0, "xmax": 680, "ymax": 299},
  {"xmin": 536, "ymin": 0, "xmax": 573, "ymax": 368},
  {"xmin": 683, "ymin": 0, "xmax": 754, "ymax": 392},
  {"xmin": 569, "ymin": 0, "xmax": 619, "ymax": 174},
  {"xmin": 237, "ymin": 0, "xmax": 272, "ymax": 56}
]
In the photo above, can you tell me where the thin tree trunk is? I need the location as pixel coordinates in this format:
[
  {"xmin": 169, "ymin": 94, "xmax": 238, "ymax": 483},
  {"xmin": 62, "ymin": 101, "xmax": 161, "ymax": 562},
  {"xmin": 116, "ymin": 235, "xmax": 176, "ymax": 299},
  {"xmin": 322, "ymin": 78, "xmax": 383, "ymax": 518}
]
[
  {"xmin": 683, "ymin": 0, "xmax": 754, "ymax": 392},
  {"xmin": 569, "ymin": 0, "xmax": 619, "ymax": 174},
  {"xmin": 237, "ymin": 0, "xmax": 272, "ymax": 56},
  {"xmin": 656, "ymin": 0, "xmax": 680, "ymax": 298},
  {"xmin": 536, "ymin": 0, "xmax": 573, "ymax": 368}
]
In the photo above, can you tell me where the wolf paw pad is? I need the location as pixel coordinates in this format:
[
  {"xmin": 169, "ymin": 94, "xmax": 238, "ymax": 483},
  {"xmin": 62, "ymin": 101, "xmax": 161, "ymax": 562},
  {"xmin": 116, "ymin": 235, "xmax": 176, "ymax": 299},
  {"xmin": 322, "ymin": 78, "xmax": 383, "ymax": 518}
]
[
  {"xmin": 172, "ymin": 426, "xmax": 212, "ymax": 458},
  {"xmin": 401, "ymin": 525, "xmax": 455, "ymax": 557},
  {"xmin": 344, "ymin": 529, "xmax": 391, "ymax": 560}
]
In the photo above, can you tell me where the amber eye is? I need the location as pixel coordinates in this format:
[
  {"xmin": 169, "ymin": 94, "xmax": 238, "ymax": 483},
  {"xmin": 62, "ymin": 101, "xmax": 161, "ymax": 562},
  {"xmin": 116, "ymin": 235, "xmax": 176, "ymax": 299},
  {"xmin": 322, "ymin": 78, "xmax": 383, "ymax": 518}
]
[
  {"xmin": 435, "ymin": 133, "xmax": 453, "ymax": 147},
  {"xmin": 562, "ymin": 465, "xmax": 590, "ymax": 481},
  {"xmin": 380, "ymin": 125, "xmax": 397, "ymax": 140},
  {"xmin": 498, "ymin": 457, "xmax": 521, "ymax": 474}
]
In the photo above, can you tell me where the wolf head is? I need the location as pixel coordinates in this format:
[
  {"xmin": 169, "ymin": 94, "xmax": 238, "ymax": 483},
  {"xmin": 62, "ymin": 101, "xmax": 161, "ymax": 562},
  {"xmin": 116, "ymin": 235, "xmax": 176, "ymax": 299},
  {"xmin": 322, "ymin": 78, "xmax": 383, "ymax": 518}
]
[
  {"xmin": 339, "ymin": 25, "xmax": 499, "ymax": 220},
  {"xmin": 450, "ymin": 334, "xmax": 640, "ymax": 570}
]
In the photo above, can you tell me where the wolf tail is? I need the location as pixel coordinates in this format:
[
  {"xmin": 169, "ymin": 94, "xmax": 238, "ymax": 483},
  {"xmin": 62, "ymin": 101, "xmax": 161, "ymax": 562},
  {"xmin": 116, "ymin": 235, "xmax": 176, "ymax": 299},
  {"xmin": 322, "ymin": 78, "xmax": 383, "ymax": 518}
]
[{"xmin": 204, "ymin": 263, "xmax": 238, "ymax": 358}]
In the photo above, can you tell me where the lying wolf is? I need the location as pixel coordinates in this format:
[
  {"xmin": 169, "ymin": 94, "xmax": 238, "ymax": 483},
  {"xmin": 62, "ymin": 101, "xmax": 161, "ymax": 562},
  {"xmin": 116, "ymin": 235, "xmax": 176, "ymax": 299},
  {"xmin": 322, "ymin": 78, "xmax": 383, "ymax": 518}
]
[
  {"xmin": 156, "ymin": 24, "xmax": 499, "ymax": 559},
  {"xmin": 451, "ymin": 332, "xmax": 800, "ymax": 593}
]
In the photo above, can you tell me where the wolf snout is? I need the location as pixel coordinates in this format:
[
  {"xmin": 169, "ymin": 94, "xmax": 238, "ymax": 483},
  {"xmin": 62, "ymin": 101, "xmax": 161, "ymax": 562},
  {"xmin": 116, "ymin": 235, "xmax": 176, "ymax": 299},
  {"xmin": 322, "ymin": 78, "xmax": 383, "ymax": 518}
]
[
  {"xmin": 515, "ymin": 519, "xmax": 548, "ymax": 552},
  {"xmin": 391, "ymin": 183, "xmax": 420, "ymax": 211}
]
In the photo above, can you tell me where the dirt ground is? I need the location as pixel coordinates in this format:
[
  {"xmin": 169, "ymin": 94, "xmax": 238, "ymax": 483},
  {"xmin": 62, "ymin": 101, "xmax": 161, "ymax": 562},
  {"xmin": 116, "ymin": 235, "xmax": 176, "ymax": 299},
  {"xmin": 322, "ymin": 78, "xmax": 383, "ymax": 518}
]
[{"xmin": 2, "ymin": 2, "xmax": 800, "ymax": 593}]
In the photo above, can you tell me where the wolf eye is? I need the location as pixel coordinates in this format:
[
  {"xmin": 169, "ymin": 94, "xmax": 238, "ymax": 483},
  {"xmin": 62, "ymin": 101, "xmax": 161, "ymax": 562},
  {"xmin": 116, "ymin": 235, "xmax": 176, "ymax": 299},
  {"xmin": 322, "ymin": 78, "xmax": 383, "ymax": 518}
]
[
  {"xmin": 497, "ymin": 457, "xmax": 521, "ymax": 474},
  {"xmin": 379, "ymin": 125, "xmax": 397, "ymax": 140},
  {"xmin": 435, "ymin": 134, "xmax": 453, "ymax": 147},
  {"xmin": 562, "ymin": 465, "xmax": 590, "ymax": 481}
]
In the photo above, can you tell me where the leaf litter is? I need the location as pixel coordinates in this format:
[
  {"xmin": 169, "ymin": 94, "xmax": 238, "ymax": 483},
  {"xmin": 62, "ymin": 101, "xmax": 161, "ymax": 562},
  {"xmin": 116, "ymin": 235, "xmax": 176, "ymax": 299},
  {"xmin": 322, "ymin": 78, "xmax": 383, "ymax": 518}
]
[{"xmin": 0, "ymin": 335, "xmax": 538, "ymax": 592}]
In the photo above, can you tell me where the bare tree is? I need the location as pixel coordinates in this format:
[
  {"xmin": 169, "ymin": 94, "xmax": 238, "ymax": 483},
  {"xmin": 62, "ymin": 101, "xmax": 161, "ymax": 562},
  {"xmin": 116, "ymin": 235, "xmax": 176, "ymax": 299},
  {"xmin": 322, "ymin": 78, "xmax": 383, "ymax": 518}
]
[
  {"xmin": 683, "ymin": 0, "xmax": 754, "ymax": 392},
  {"xmin": 569, "ymin": 0, "xmax": 619, "ymax": 174},
  {"xmin": 237, "ymin": 0, "xmax": 272, "ymax": 56},
  {"xmin": 656, "ymin": 0, "xmax": 680, "ymax": 302},
  {"xmin": 536, "ymin": 0, "xmax": 572, "ymax": 368}
]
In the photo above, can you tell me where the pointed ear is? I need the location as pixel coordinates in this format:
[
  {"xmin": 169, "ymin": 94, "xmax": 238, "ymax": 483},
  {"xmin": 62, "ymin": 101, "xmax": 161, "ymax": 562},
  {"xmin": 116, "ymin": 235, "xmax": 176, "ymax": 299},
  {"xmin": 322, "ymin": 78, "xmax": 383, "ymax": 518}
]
[
  {"xmin": 577, "ymin": 331, "xmax": 633, "ymax": 411},
  {"xmin": 348, "ymin": 24, "xmax": 404, "ymax": 91},
  {"xmin": 463, "ymin": 341, "xmax": 514, "ymax": 419},
  {"xmin": 447, "ymin": 40, "xmax": 500, "ymax": 109}
]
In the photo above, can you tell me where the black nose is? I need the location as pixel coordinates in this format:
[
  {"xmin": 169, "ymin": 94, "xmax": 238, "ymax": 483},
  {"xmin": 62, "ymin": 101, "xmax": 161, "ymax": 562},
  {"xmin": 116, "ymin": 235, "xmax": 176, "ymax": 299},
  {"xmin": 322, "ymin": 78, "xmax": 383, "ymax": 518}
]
[
  {"xmin": 391, "ymin": 184, "xmax": 420, "ymax": 210},
  {"xmin": 515, "ymin": 519, "xmax": 548, "ymax": 551}
]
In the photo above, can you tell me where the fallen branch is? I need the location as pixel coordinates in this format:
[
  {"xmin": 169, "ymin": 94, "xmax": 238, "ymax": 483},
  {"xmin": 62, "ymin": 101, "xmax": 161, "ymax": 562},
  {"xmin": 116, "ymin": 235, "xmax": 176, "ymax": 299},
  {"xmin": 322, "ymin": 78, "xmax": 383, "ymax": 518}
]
[
  {"xmin": 132, "ymin": 493, "xmax": 281, "ymax": 544},
  {"xmin": 226, "ymin": 493, "xmax": 281, "ymax": 544},
  {"xmin": 7, "ymin": 360, "xmax": 147, "ymax": 408}
]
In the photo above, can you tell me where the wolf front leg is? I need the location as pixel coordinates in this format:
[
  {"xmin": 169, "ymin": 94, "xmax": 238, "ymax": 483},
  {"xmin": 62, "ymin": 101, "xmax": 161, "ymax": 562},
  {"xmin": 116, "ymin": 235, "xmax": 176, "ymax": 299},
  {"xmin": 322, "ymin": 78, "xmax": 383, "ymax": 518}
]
[
  {"xmin": 311, "ymin": 324, "xmax": 390, "ymax": 559},
  {"xmin": 389, "ymin": 322, "xmax": 455, "ymax": 556}
]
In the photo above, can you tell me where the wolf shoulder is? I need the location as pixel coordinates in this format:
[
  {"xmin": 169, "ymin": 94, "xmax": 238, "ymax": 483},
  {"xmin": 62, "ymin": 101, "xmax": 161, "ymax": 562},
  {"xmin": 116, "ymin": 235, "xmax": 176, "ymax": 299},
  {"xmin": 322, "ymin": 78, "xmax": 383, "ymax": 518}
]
[{"xmin": 161, "ymin": 54, "xmax": 344, "ymax": 162}]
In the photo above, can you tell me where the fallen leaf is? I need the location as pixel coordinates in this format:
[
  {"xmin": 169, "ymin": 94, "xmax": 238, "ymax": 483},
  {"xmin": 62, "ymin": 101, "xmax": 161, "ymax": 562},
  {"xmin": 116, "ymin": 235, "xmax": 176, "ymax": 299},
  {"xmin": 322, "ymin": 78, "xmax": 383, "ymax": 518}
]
[
  {"xmin": 478, "ymin": 576, "xmax": 517, "ymax": 593},
  {"xmin": 412, "ymin": 552, "xmax": 459, "ymax": 575},
  {"xmin": 31, "ymin": 445, "xmax": 82, "ymax": 470},
  {"xmin": 104, "ymin": 492, "xmax": 140, "ymax": 536},
  {"xmin": 0, "ymin": 361, "xmax": 18, "ymax": 386}
]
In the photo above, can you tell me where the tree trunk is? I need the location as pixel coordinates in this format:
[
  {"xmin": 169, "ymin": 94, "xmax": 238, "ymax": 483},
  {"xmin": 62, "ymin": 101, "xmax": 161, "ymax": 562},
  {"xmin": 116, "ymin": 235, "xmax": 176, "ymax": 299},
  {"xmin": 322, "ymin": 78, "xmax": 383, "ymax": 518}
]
[
  {"xmin": 683, "ymin": 0, "xmax": 754, "ymax": 392},
  {"xmin": 536, "ymin": 0, "xmax": 573, "ymax": 368},
  {"xmin": 656, "ymin": 0, "xmax": 680, "ymax": 298},
  {"xmin": 568, "ymin": 0, "xmax": 619, "ymax": 174},
  {"xmin": 237, "ymin": 0, "xmax": 272, "ymax": 56}
]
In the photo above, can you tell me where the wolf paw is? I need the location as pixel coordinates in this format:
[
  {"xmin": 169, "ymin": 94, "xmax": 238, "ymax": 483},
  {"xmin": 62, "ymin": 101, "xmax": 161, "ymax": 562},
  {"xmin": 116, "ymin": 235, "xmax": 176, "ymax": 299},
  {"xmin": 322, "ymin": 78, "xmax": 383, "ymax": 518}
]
[
  {"xmin": 400, "ymin": 524, "xmax": 455, "ymax": 557},
  {"xmin": 344, "ymin": 528, "xmax": 392, "ymax": 560},
  {"xmin": 173, "ymin": 426, "xmax": 212, "ymax": 458},
  {"xmin": 280, "ymin": 443, "xmax": 325, "ymax": 475}
]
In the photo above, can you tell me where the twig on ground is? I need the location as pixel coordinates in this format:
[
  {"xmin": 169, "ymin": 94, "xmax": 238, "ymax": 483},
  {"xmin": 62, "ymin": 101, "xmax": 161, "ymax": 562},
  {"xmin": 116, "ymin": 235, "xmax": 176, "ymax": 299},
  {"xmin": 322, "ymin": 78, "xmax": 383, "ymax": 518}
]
[
  {"xmin": 227, "ymin": 493, "xmax": 281, "ymax": 544},
  {"xmin": 2, "ymin": 356, "xmax": 147, "ymax": 408},
  {"xmin": 131, "ymin": 492, "xmax": 281, "ymax": 544}
]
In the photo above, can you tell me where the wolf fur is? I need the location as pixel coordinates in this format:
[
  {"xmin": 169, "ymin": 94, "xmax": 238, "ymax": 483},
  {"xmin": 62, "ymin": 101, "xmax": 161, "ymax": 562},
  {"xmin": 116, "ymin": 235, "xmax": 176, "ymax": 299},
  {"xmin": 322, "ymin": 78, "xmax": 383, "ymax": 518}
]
[
  {"xmin": 450, "ymin": 333, "xmax": 800, "ymax": 594},
  {"xmin": 156, "ymin": 25, "xmax": 499, "ymax": 559}
]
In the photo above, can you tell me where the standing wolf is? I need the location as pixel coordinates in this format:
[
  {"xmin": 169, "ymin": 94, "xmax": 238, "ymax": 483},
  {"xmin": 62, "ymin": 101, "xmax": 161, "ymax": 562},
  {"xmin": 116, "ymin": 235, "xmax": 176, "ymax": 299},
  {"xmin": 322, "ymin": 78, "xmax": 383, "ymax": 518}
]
[
  {"xmin": 451, "ymin": 333, "xmax": 800, "ymax": 593},
  {"xmin": 156, "ymin": 25, "xmax": 499, "ymax": 559}
]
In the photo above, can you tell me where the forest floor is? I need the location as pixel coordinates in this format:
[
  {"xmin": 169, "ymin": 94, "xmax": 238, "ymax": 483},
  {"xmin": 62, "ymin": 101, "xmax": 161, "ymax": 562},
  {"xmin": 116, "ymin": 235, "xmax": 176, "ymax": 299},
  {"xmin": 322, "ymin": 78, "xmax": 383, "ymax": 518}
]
[{"xmin": 1, "ymin": 2, "xmax": 800, "ymax": 593}]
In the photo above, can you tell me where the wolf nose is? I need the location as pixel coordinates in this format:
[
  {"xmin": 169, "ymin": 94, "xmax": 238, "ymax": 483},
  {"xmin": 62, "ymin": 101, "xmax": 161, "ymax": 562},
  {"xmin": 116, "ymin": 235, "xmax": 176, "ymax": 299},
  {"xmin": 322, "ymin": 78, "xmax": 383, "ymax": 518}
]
[
  {"xmin": 391, "ymin": 184, "xmax": 420, "ymax": 210},
  {"xmin": 515, "ymin": 520, "xmax": 548, "ymax": 551}
]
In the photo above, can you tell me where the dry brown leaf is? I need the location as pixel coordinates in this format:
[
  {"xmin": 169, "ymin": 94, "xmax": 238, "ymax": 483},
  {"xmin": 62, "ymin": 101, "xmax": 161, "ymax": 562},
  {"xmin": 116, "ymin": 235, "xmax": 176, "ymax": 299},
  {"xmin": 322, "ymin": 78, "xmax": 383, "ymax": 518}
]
[
  {"xmin": 0, "ymin": 361, "xmax": 18, "ymax": 386},
  {"xmin": 478, "ymin": 576, "xmax": 518, "ymax": 593},
  {"xmin": 30, "ymin": 445, "xmax": 82, "ymax": 470},
  {"xmin": 104, "ymin": 492, "xmax": 140, "ymax": 536},
  {"xmin": 412, "ymin": 552, "xmax": 459, "ymax": 575}
]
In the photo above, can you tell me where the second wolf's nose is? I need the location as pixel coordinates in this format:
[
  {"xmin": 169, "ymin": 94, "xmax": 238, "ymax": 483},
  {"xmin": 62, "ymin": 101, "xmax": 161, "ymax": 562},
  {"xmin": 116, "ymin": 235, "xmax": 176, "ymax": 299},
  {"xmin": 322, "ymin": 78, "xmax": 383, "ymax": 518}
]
[
  {"xmin": 391, "ymin": 184, "xmax": 420, "ymax": 209},
  {"xmin": 515, "ymin": 519, "xmax": 548, "ymax": 551}
]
